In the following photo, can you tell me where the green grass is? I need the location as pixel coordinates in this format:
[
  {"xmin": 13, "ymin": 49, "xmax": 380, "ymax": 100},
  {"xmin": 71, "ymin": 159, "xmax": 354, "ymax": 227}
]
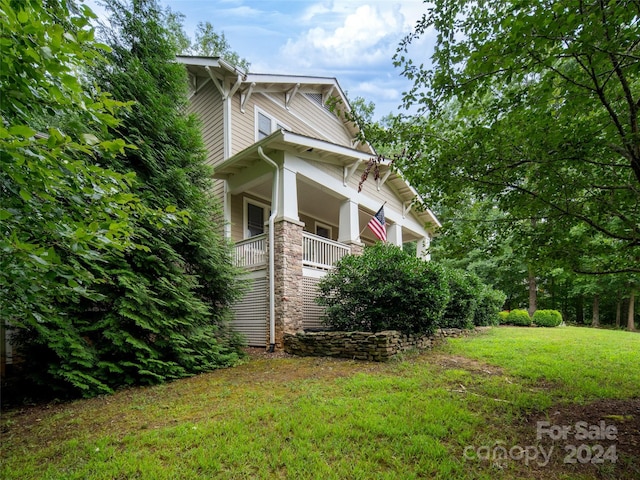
[
  {"xmin": 1, "ymin": 326, "xmax": 638, "ymax": 479},
  {"xmin": 446, "ymin": 326, "xmax": 640, "ymax": 402}
]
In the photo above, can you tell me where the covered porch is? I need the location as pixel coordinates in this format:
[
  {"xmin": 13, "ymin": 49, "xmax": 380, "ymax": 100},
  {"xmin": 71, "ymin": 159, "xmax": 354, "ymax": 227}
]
[{"xmin": 215, "ymin": 130, "xmax": 439, "ymax": 348}]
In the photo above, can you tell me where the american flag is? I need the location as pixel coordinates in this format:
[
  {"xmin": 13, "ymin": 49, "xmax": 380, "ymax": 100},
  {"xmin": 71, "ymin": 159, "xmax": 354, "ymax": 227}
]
[{"xmin": 367, "ymin": 205, "xmax": 386, "ymax": 242}]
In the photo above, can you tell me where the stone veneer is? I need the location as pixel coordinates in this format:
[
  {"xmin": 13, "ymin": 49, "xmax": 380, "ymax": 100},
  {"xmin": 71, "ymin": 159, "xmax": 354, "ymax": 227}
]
[
  {"xmin": 283, "ymin": 328, "xmax": 470, "ymax": 361},
  {"xmin": 271, "ymin": 219, "xmax": 304, "ymax": 348}
]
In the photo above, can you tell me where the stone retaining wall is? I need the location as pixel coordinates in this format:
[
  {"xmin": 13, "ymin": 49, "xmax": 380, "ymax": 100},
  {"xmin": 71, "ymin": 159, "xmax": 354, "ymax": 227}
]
[{"xmin": 283, "ymin": 328, "xmax": 469, "ymax": 361}]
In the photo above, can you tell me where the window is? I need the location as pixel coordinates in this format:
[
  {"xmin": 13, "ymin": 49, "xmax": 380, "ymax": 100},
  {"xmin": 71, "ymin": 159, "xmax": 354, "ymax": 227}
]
[
  {"xmin": 315, "ymin": 222, "xmax": 332, "ymax": 239},
  {"xmin": 247, "ymin": 203, "xmax": 264, "ymax": 237},
  {"xmin": 257, "ymin": 111, "xmax": 271, "ymax": 139},
  {"xmin": 244, "ymin": 198, "xmax": 270, "ymax": 238},
  {"xmin": 256, "ymin": 108, "xmax": 288, "ymax": 140}
]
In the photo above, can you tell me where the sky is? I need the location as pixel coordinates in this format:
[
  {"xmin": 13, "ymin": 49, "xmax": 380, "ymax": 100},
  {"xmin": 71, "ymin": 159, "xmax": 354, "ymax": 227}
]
[{"xmin": 87, "ymin": 0, "xmax": 436, "ymax": 119}]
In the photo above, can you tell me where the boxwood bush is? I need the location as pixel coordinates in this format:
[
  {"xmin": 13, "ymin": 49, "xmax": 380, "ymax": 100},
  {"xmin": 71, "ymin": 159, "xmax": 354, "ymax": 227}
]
[
  {"xmin": 506, "ymin": 309, "xmax": 531, "ymax": 326},
  {"xmin": 498, "ymin": 311, "xmax": 510, "ymax": 325},
  {"xmin": 533, "ymin": 309, "xmax": 563, "ymax": 327},
  {"xmin": 316, "ymin": 243, "xmax": 450, "ymax": 335}
]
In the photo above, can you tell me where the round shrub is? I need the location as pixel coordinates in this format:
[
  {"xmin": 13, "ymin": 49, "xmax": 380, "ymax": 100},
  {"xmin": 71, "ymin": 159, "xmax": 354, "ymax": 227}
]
[
  {"xmin": 440, "ymin": 269, "xmax": 478, "ymax": 330},
  {"xmin": 506, "ymin": 309, "xmax": 531, "ymax": 326},
  {"xmin": 498, "ymin": 311, "xmax": 510, "ymax": 325},
  {"xmin": 316, "ymin": 243, "xmax": 450, "ymax": 335},
  {"xmin": 474, "ymin": 286, "xmax": 507, "ymax": 326},
  {"xmin": 533, "ymin": 309, "xmax": 563, "ymax": 327}
]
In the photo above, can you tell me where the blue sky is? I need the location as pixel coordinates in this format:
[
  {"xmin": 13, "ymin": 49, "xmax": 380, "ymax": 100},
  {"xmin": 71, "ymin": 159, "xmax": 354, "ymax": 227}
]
[{"xmin": 87, "ymin": 0, "xmax": 435, "ymax": 119}]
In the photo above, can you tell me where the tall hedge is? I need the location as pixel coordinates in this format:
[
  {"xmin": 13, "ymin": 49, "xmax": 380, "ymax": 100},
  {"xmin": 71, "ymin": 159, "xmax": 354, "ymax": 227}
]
[
  {"xmin": 316, "ymin": 243, "xmax": 450, "ymax": 334},
  {"xmin": 9, "ymin": 0, "xmax": 245, "ymax": 398}
]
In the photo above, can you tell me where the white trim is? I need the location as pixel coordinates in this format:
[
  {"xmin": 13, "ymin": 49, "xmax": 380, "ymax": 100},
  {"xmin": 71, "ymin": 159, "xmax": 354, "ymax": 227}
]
[
  {"xmin": 314, "ymin": 221, "xmax": 333, "ymax": 240},
  {"xmin": 243, "ymin": 197, "xmax": 270, "ymax": 239}
]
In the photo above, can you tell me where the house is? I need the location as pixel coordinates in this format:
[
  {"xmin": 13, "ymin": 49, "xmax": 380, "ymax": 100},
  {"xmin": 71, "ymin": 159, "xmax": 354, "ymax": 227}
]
[{"xmin": 177, "ymin": 56, "xmax": 440, "ymax": 350}]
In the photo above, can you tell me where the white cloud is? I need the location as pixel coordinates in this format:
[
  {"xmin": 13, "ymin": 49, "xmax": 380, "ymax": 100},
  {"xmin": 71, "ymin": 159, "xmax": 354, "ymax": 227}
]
[
  {"xmin": 355, "ymin": 81, "xmax": 401, "ymax": 101},
  {"xmin": 281, "ymin": 3, "xmax": 409, "ymax": 69}
]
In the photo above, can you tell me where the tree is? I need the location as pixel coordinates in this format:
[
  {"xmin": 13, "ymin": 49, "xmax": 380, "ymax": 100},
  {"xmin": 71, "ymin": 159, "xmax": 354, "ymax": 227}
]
[
  {"xmin": 190, "ymin": 21, "xmax": 250, "ymax": 70},
  {"xmin": 0, "ymin": 0, "xmax": 165, "ymax": 392},
  {"xmin": 74, "ymin": 0, "xmax": 246, "ymax": 393},
  {"xmin": 392, "ymin": 0, "xmax": 640, "ymax": 275}
]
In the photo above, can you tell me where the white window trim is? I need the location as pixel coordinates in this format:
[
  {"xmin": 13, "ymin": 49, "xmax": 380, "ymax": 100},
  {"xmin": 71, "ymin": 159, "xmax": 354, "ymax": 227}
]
[
  {"xmin": 243, "ymin": 197, "xmax": 270, "ymax": 239},
  {"xmin": 255, "ymin": 106, "xmax": 289, "ymax": 141},
  {"xmin": 314, "ymin": 221, "xmax": 333, "ymax": 240}
]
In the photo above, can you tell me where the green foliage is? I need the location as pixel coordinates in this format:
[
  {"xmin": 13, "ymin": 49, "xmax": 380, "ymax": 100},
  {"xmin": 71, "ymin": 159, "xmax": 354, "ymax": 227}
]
[
  {"xmin": 0, "ymin": 0, "xmax": 166, "ymax": 395},
  {"xmin": 316, "ymin": 243, "xmax": 449, "ymax": 335},
  {"xmin": 473, "ymin": 284, "xmax": 506, "ymax": 327},
  {"xmin": 3, "ymin": 0, "xmax": 244, "ymax": 398},
  {"xmin": 505, "ymin": 309, "xmax": 531, "ymax": 327},
  {"xmin": 440, "ymin": 269, "xmax": 477, "ymax": 329},
  {"xmin": 498, "ymin": 311, "xmax": 510, "ymax": 325},
  {"xmin": 391, "ymin": 0, "xmax": 640, "ymax": 276},
  {"xmin": 532, "ymin": 310, "xmax": 563, "ymax": 328}
]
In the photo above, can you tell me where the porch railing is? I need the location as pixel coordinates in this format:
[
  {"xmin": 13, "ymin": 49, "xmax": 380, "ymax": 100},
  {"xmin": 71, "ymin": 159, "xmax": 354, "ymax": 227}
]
[
  {"xmin": 234, "ymin": 234, "xmax": 267, "ymax": 268},
  {"xmin": 303, "ymin": 232, "xmax": 350, "ymax": 270},
  {"xmin": 234, "ymin": 232, "xmax": 350, "ymax": 270}
]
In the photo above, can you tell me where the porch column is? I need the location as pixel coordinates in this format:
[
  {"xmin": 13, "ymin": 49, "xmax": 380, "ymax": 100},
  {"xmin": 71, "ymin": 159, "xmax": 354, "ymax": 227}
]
[
  {"xmin": 417, "ymin": 235, "xmax": 431, "ymax": 260},
  {"xmin": 338, "ymin": 199, "xmax": 361, "ymax": 245},
  {"xmin": 271, "ymin": 219, "xmax": 304, "ymax": 349},
  {"xmin": 387, "ymin": 223, "xmax": 403, "ymax": 247},
  {"xmin": 277, "ymin": 165, "xmax": 299, "ymax": 223}
]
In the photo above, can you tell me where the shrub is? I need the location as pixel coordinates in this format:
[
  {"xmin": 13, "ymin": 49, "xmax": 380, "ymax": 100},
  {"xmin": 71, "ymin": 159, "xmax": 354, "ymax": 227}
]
[
  {"xmin": 316, "ymin": 243, "xmax": 450, "ymax": 335},
  {"xmin": 498, "ymin": 311, "xmax": 510, "ymax": 324},
  {"xmin": 533, "ymin": 309, "xmax": 563, "ymax": 327},
  {"xmin": 440, "ymin": 269, "xmax": 478, "ymax": 329},
  {"xmin": 506, "ymin": 309, "xmax": 531, "ymax": 326},
  {"xmin": 474, "ymin": 286, "xmax": 507, "ymax": 326}
]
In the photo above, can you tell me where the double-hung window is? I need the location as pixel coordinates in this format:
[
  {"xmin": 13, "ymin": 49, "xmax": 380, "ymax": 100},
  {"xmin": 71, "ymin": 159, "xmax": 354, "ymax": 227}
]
[
  {"xmin": 244, "ymin": 198, "xmax": 270, "ymax": 238},
  {"xmin": 256, "ymin": 108, "xmax": 287, "ymax": 140}
]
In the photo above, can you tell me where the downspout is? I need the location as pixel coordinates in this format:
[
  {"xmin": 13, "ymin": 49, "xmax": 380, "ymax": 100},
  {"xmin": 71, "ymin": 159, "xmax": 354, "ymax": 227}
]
[{"xmin": 257, "ymin": 147, "xmax": 278, "ymax": 352}]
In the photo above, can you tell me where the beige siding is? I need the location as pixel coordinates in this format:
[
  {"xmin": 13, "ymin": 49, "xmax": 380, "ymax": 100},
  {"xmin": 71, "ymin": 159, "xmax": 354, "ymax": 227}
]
[
  {"xmin": 229, "ymin": 193, "xmax": 272, "ymax": 243},
  {"xmin": 188, "ymin": 81, "xmax": 224, "ymax": 167},
  {"xmin": 230, "ymin": 91, "xmax": 354, "ymax": 155},
  {"xmin": 230, "ymin": 193, "xmax": 244, "ymax": 242},
  {"xmin": 299, "ymin": 212, "xmax": 338, "ymax": 241}
]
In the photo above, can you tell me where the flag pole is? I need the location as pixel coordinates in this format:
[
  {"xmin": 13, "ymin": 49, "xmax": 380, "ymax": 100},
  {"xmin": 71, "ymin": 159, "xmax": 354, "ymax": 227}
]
[{"xmin": 359, "ymin": 201, "xmax": 387, "ymax": 237}]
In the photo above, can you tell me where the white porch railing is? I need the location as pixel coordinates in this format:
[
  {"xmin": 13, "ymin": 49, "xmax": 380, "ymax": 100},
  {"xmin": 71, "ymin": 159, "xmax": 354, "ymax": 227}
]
[
  {"xmin": 303, "ymin": 232, "xmax": 350, "ymax": 270},
  {"xmin": 234, "ymin": 234, "xmax": 267, "ymax": 268}
]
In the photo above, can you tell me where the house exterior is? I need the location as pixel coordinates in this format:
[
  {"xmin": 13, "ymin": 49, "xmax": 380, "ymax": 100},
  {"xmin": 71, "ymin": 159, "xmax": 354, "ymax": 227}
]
[{"xmin": 177, "ymin": 56, "xmax": 440, "ymax": 350}]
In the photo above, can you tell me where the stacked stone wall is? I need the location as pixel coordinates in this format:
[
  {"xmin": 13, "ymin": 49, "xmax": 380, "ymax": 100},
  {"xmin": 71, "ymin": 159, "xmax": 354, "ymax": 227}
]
[{"xmin": 284, "ymin": 328, "xmax": 470, "ymax": 361}]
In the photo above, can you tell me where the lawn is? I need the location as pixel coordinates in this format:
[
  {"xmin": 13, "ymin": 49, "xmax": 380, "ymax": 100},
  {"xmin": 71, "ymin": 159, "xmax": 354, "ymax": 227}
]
[{"xmin": 1, "ymin": 326, "xmax": 638, "ymax": 479}]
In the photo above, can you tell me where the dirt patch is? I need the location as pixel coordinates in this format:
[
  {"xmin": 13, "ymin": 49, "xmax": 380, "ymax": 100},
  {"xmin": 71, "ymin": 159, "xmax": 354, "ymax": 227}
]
[
  {"xmin": 520, "ymin": 398, "xmax": 640, "ymax": 479},
  {"xmin": 431, "ymin": 353, "xmax": 506, "ymax": 376}
]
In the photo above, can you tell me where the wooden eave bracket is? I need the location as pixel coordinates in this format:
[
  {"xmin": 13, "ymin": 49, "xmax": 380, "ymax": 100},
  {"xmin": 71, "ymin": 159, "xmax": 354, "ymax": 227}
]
[
  {"xmin": 205, "ymin": 66, "xmax": 227, "ymax": 99},
  {"xmin": 322, "ymin": 85, "xmax": 335, "ymax": 105},
  {"xmin": 240, "ymin": 82, "xmax": 256, "ymax": 113},
  {"xmin": 376, "ymin": 169, "xmax": 392, "ymax": 191},
  {"xmin": 285, "ymin": 83, "xmax": 300, "ymax": 110},
  {"xmin": 343, "ymin": 161, "xmax": 360, "ymax": 186},
  {"xmin": 403, "ymin": 200, "xmax": 413, "ymax": 219}
]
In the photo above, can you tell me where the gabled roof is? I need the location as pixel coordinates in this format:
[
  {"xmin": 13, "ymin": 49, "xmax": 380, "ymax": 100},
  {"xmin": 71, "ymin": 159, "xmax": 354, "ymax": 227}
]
[
  {"xmin": 176, "ymin": 55, "xmax": 362, "ymax": 142},
  {"xmin": 214, "ymin": 129, "xmax": 441, "ymax": 231}
]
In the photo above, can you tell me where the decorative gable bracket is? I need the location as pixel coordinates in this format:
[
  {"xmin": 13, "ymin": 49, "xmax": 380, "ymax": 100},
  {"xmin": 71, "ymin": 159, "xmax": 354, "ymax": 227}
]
[
  {"xmin": 285, "ymin": 83, "xmax": 300, "ymax": 110},
  {"xmin": 343, "ymin": 161, "xmax": 360, "ymax": 186}
]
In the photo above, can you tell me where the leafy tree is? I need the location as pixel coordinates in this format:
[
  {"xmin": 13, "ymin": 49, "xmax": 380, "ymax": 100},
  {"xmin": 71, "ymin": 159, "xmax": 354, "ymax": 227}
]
[
  {"xmin": 0, "ymin": 0, "xmax": 162, "ymax": 393},
  {"xmin": 392, "ymin": 0, "xmax": 640, "ymax": 275},
  {"xmin": 190, "ymin": 21, "xmax": 250, "ymax": 70}
]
